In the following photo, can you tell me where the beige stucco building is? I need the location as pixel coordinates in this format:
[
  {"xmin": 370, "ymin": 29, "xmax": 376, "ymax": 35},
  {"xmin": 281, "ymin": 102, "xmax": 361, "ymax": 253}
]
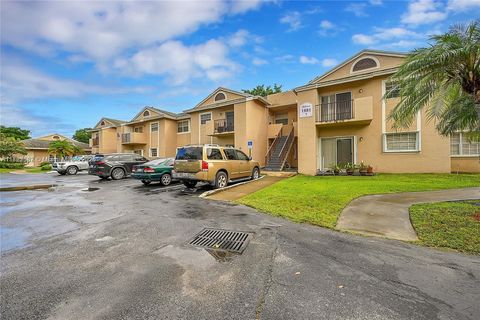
[
  {"xmin": 90, "ymin": 50, "xmax": 480, "ymax": 174},
  {"xmin": 22, "ymin": 134, "xmax": 91, "ymax": 167}
]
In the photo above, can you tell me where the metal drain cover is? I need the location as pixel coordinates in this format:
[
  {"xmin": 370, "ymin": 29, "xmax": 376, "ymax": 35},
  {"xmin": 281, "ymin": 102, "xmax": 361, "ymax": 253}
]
[{"xmin": 189, "ymin": 228, "xmax": 253, "ymax": 254}]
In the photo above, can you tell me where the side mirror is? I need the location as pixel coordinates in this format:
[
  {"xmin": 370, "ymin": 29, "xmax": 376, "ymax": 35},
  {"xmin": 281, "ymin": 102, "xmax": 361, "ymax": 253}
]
[{"xmin": 248, "ymin": 156, "xmax": 252, "ymax": 161}]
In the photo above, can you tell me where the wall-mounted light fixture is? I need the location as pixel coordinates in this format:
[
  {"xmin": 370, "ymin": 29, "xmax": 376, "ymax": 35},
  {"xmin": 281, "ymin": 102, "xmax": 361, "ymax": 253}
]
[
  {"xmin": 359, "ymin": 137, "xmax": 364, "ymax": 142},
  {"xmin": 359, "ymin": 88, "xmax": 363, "ymax": 93}
]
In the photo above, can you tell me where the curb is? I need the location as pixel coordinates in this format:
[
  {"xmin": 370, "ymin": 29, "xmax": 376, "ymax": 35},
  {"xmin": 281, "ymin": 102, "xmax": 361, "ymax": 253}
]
[
  {"xmin": 0, "ymin": 184, "xmax": 58, "ymax": 192},
  {"xmin": 199, "ymin": 175, "xmax": 266, "ymax": 198}
]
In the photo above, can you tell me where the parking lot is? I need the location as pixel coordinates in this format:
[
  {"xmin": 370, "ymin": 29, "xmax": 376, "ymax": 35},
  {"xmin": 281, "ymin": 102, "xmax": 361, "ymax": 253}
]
[{"xmin": 1, "ymin": 173, "xmax": 480, "ymax": 319}]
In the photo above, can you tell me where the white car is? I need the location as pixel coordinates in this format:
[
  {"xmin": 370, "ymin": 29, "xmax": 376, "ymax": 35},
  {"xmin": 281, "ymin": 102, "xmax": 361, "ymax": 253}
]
[{"xmin": 53, "ymin": 155, "xmax": 93, "ymax": 175}]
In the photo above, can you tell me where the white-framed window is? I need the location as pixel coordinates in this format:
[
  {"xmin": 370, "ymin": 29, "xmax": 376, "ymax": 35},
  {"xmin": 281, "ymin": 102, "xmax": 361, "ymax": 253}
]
[
  {"xmin": 385, "ymin": 81, "xmax": 400, "ymax": 99},
  {"xmin": 150, "ymin": 148, "xmax": 158, "ymax": 157},
  {"xmin": 151, "ymin": 122, "xmax": 159, "ymax": 132},
  {"xmin": 383, "ymin": 132, "xmax": 419, "ymax": 152},
  {"xmin": 177, "ymin": 120, "xmax": 190, "ymax": 133},
  {"xmin": 200, "ymin": 113, "xmax": 212, "ymax": 124},
  {"xmin": 275, "ymin": 113, "xmax": 289, "ymax": 125},
  {"xmin": 451, "ymin": 132, "xmax": 480, "ymax": 156},
  {"xmin": 134, "ymin": 126, "xmax": 143, "ymax": 133}
]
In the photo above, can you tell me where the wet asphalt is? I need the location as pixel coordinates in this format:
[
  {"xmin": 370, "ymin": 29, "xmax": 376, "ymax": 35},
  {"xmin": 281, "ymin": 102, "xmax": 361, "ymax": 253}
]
[{"xmin": 0, "ymin": 173, "xmax": 479, "ymax": 320}]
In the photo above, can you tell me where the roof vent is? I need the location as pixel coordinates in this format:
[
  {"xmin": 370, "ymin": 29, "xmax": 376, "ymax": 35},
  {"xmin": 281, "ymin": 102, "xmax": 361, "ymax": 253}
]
[
  {"xmin": 214, "ymin": 92, "xmax": 226, "ymax": 101},
  {"xmin": 352, "ymin": 58, "xmax": 378, "ymax": 72}
]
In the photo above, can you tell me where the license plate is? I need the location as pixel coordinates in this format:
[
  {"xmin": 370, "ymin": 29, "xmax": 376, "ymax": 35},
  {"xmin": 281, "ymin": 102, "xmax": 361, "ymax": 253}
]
[
  {"xmin": 137, "ymin": 168, "xmax": 143, "ymax": 172},
  {"xmin": 175, "ymin": 172, "xmax": 195, "ymax": 179}
]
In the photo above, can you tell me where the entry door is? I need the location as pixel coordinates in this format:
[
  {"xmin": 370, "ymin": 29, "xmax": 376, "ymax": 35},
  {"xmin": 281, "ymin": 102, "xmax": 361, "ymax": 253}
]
[{"xmin": 336, "ymin": 138, "xmax": 353, "ymax": 165}]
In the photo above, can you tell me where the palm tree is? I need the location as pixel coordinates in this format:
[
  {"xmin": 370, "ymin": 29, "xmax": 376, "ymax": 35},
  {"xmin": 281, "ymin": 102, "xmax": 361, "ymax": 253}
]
[
  {"xmin": 387, "ymin": 20, "xmax": 479, "ymax": 136},
  {"xmin": 48, "ymin": 140, "xmax": 80, "ymax": 159}
]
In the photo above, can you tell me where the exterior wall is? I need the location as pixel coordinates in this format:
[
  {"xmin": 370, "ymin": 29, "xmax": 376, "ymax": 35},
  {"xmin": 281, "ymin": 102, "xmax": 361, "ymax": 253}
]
[
  {"xmin": 296, "ymin": 89, "xmax": 319, "ymax": 175},
  {"xmin": 244, "ymin": 100, "xmax": 269, "ymax": 166},
  {"xmin": 99, "ymin": 128, "xmax": 118, "ymax": 153},
  {"xmin": 451, "ymin": 157, "xmax": 480, "ymax": 173},
  {"xmin": 267, "ymin": 91, "xmax": 297, "ymax": 106},
  {"xmin": 25, "ymin": 150, "xmax": 50, "ymax": 167},
  {"xmin": 199, "ymin": 91, "xmax": 245, "ymax": 107}
]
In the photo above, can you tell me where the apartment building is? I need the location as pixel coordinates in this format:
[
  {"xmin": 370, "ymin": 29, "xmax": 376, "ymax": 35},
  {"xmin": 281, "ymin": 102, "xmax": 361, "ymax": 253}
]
[{"xmin": 89, "ymin": 49, "xmax": 480, "ymax": 174}]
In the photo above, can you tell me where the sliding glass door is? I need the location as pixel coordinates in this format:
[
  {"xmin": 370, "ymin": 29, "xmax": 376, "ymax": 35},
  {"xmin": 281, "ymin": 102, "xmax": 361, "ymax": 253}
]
[{"xmin": 320, "ymin": 137, "xmax": 354, "ymax": 170}]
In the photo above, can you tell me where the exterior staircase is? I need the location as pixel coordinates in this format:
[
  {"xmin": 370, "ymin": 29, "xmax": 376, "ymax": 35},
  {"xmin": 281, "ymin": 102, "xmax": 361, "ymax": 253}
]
[{"xmin": 265, "ymin": 127, "xmax": 295, "ymax": 171}]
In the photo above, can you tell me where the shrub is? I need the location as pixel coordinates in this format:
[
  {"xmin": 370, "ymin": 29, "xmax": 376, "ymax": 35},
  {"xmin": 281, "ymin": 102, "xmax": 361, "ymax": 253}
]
[
  {"xmin": 41, "ymin": 164, "xmax": 52, "ymax": 171},
  {"xmin": 0, "ymin": 161, "xmax": 25, "ymax": 169},
  {"xmin": 39, "ymin": 161, "xmax": 51, "ymax": 167}
]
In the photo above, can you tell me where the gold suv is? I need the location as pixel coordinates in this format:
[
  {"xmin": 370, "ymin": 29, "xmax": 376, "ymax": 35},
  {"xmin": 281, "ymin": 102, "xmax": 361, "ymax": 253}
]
[{"xmin": 173, "ymin": 144, "xmax": 260, "ymax": 188}]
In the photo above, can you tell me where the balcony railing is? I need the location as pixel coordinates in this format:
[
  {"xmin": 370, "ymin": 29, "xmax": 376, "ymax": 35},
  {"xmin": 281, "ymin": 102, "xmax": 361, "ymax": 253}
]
[
  {"xmin": 91, "ymin": 137, "xmax": 99, "ymax": 146},
  {"xmin": 121, "ymin": 132, "xmax": 146, "ymax": 144},
  {"xmin": 122, "ymin": 133, "xmax": 131, "ymax": 143},
  {"xmin": 214, "ymin": 119, "xmax": 234, "ymax": 134},
  {"xmin": 316, "ymin": 100, "xmax": 354, "ymax": 122}
]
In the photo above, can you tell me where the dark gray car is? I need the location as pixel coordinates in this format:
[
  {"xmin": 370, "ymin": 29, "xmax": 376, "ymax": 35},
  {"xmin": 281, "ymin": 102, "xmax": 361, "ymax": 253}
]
[{"xmin": 88, "ymin": 153, "xmax": 148, "ymax": 180}]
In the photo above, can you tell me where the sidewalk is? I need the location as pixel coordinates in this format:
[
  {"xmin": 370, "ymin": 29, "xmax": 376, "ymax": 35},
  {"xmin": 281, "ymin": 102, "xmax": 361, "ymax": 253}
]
[
  {"xmin": 205, "ymin": 176, "xmax": 286, "ymax": 201},
  {"xmin": 336, "ymin": 187, "xmax": 480, "ymax": 241}
]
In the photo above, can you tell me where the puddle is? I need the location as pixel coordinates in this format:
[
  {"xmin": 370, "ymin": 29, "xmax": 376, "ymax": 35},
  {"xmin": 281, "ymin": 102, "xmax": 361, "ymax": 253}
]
[
  {"xmin": 0, "ymin": 226, "xmax": 30, "ymax": 251},
  {"xmin": 81, "ymin": 187, "xmax": 100, "ymax": 192},
  {"xmin": 205, "ymin": 249, "xmax": 237, "ymax": 262}
]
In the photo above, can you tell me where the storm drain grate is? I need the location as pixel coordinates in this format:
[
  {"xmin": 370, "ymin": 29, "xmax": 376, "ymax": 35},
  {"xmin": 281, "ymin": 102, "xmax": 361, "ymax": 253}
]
[{"xmin": 188, "ymin": 228, "xmax": 253, "ymax": 254}]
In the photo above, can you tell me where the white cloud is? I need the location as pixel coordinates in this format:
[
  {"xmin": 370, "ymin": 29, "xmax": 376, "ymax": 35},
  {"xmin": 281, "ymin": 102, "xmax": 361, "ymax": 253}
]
[
  {"xmin": 0, "ymin": 0, "xmax": 268, "ymax": 63},
  {"xmin": 318, "ymin": 20, "xmax": 337, "ymax": 36},
  {"xmin": 228, "ymin": 29, "xmax": 250, "ymax": 47},
  {"xmin": 114, "ymin": 39, "xmax": 237, "ymax": 85},
  {"xmin": 252, "ymin": 57, "xmax": 268, "ymax": 66},
  {"xmin": 401, "ymin": 0, "xmax": 447, "ymax": 25},
  {"xmin": 299, "ymin": 55, "xmax": 319, "ymax": 65},
  {"xmin": 345, "ymin": 3, "xmax": 368, "ymax": 17},
  {"xmin": 280, "ymin": 11, "xmax": 303, "ymax": 31},
  {"xmin": 274, "ymin": 55, "xmax": 295, "ymax": 63},
  {"xmin": 321, "ymin": 58, "xmax": 338, "ymax": 67},
  {"xmin": 369, "ymin": 0, "xmax": 383, "ymax": 5},
  {"xmin": 447, "ymin": 0, "xmax": 480, "ymax": 11},
  {"xmin": 320, "ymin": 20, "xmax": 335, "ymax": 30},
  {"xmin": 352, "ymin": 27, "xmax": 422, "ymax": 46}
]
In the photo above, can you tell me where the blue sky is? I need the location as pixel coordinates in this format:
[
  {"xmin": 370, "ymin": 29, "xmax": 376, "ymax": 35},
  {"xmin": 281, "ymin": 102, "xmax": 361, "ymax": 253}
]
[{"xmin": 1, "ymin": 0, "xmax": 479, "ymax": 137}]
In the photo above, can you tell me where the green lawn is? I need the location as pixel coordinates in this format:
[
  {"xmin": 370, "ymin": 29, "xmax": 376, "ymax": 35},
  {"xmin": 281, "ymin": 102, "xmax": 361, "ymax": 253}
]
[
  {"xmin": 238, "ymin": 174, "xmax": 480, "ymax": 229},
  {"xmin": 0, "ymin": 167, "xmax": 47, "ymax": 174},
  {"xmin": 410, "ymin": 200, "xmax": 480, "ymax": 254}
]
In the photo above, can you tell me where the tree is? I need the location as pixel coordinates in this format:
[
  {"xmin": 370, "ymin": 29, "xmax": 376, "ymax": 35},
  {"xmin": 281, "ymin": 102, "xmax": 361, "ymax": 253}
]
[
  {"xmin": 72, "ymin": 128, "xmax": 92, "ymax": 144},
  {"xmin": 48, "ymin": 140, "xmax": 81, "ymax": 158},
  {"xmin": 0, "ymin": 134, "xmax": 27, "ymax": 158},
  {"xmin": 0, "ymin": 126, "xmax": 31, "ymax": 140},
  {"xmin": 387, "ymin": 20, "xmax": 480, "ymax": 136},
  {"xmin": 242, "ymin": 84, "xmax": 282, "ymax": 97}
]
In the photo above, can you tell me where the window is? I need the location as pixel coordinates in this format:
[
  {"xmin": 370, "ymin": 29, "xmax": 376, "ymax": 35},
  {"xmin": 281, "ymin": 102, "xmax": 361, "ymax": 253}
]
[
  {"xmin": 352, "ymin": 58, "xmax": 378, "ymax": 72},
  {"xmin": 177, "ymin": 120, "xmax": 189, "ymax": 133},
  {"xmin": 451, "ymin": 133, "xmax": 480, "ymax": 156},
  {"xmin": 53, "ymin": 135, "xmax": 60, "ymax": 140},
  {"xmin": 385, "ymin": 81, "xmax": 400, "ymax": 99},
  {"xmin": 207, "ymin": 148, "xmax": 223, "ymax": 160},
  {"xmin": 100, "ymin": 121, "xmax": 105, "ymax": 126},
  {"xmin": 384, "ymin": 132, "xmax": 419, "ymax": 152},
  {"xmin": 150, "ymin": 148, "xmax": 158, "ymax": 157},
  {"xmin": 275, "ymin": 113, "xmax": 289, "ymax": 125},
  {"xmin": 151, "ymin": 123, "xmax": 159, "ymax": 132},
  {"xmin": 175, "ymin": 147, "xmax": 202, "ymax": 160},
  {"xmin": 134, "ymin": 126, "xmax": 143, "ymax": 133},
  {"xmin": 235, "ymin": 150, "xmax": 249, "ymax": 161},
  {"xmin": 118, "ymin": 154, "xmax": 134, "ymax": 161},
  {"xmin": 200, "ymin": 113, "xmax": 211, "ymax": 124},
  {"xmin": 133, "ymin": 150, "xmax": 143, "ymax": 156},
  {"xmin": 214, "ymin": 92, "xmax": 226, "ymax": 101},
  {"xmin": 143, "ymin": 110, "xmax": 150, "ymax": 117},
  {"xmin": 223, "ymin": 148, "xmax": 237, "ymax": 160}
]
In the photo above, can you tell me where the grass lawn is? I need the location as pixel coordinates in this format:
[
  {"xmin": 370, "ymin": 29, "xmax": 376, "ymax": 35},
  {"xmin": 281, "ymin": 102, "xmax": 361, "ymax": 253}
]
[
  {"xmin": 0, "ymin": 167, "xmax": 47, "ymax": 174},
  {"xmin": 410, "ymin": 200, "xmax": 480, "ymax": 254},
  {"xmin": 237, "ymin": 174, "xmax": 480, "ymax": 229}
]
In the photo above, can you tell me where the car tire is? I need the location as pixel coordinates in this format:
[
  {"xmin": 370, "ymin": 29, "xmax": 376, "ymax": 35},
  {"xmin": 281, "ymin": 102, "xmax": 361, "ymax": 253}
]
[
  {"xmin": 251, "ymin": 167, "xmax": 260, "ymax": 180},
  {"xmin": 111, "ymin": 168, "xmax": 125, "ymax": 180},
  {"xmin": 66, "ymin": 166, "xmax": 78, "ymax": 175},
  {"xmin": 183, "ymin": 180, "xmax": 197, "ymax": 188},
  {"xmin": 160, "ymin": 173, "xmax": 172, "ymax": 186},
  {"xmin": 99, "ymin": 176, "xmax": 108, "ymax": 180},
  {"xmin": 58, "ymin": 171, "xmax": 67, "ymax": 175},
  {"xmin": 141, "ymin": 180, "xmax": 151, "ymax": 185},
  {"xmin": 215, "ymin": 171, "xmax": 228, "ymax": 189}
]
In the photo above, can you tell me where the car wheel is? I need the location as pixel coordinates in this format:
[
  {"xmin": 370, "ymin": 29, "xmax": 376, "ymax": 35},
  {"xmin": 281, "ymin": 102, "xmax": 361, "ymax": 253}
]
[
  {"xmin": 66, "ymin": 166, "xmax": 78, "ymax": 175},
  {"xmin": 183, "ymin": 180, "xmax": 197, "ymax": 188},
  {"xmin": 99, "ymin": 176, "xmax": 108, "ymax": 180},
  {"xmin": 160, "ymin": 173, "xmax": 172, "ymax": 186},
  {"xmin": 251, "ymin": 167, "xmax": 260, "ymax": 180},
  {"xmin": 58, "ymin": 171, "xmax": 67, "ymax": 176},
  {"xmin": 215, "ymin": 171, "xmax": 228, "ymax": 189},
  {"xmin": 111, "ymin": 168, "xmax": 125, "ymax": 180},
  {"xmin": 141, "ymin": 180, "xmax": 151, "ymax": 185}
]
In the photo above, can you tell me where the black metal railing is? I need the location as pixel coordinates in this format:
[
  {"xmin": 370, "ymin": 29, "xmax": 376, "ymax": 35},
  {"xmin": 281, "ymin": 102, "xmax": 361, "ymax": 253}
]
[
  {"xmin": 315, "ymin": 100, "xmax": 354, "ymax": 122},
  {"xmin": 122, "ymin": 133, "xmax": 131, "ymax": 143},
  {"xmin": 214, "ymin": 119, "xmax": 234, "ymax": 133}
]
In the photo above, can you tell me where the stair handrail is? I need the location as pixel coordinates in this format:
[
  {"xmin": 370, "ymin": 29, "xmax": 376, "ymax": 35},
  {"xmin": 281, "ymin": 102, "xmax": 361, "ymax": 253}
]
[
  {"xmin": 278, "ymin": 127, "xmax": 294, "ymax": 171},
  {"xmin": 265, "ymin": 126, "xmax": 283, "ymax": 164}
]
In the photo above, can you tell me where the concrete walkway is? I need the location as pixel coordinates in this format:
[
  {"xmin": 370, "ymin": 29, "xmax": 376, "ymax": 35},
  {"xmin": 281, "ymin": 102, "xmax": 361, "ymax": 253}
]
[
  {"xmin": 206, "ymin": 176, "xmax": 286, "ymax": 201},
  {"xmin": 336, "ymin": 187, "xmax": 480, "ymax": 241}
]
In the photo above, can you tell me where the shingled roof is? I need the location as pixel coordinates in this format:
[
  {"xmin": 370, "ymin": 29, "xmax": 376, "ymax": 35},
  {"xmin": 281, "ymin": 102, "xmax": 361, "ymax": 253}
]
[{"xmin": 21, "ymin": 137, "xmax": 90, "ymax": 150}]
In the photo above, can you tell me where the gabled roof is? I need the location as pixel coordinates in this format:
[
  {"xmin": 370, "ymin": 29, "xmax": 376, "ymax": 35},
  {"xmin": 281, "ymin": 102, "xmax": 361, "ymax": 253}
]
[
  {"xmin": 22, "ymin": 134, "xmax": 90, "ymax": 150},
  {"xmin": 93, "ymin": 117, "xmax": 126, "ymax": 129},
  {"xmin": 192, "ymin": 87, "xmax": 252, "ymax": 109},
  {"xmin": 305, "ymin": 49, "xmax": 407, "ymax": 86},
  {"xmin": 127, "ymin": 106, "xmax": 189, "ymax": 123}
]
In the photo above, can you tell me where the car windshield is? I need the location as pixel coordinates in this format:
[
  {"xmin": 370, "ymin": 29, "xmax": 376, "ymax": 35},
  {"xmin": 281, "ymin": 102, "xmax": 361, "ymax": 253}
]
[
  {"xmin": 91, "ymin": 155, "xmax": 104, "ymax": 162},
  {"xmin": 175, "ymin": 147, "xmax": 202, "ymax": 160},
  {"xmin": 72, "ymin": 156, "xmax": 82, "ymax": 161}
]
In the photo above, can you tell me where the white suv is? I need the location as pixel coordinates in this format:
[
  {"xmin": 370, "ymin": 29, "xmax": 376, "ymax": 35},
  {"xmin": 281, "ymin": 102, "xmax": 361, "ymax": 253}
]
[{"xmin": 53, "ymin": 155, "xmax": 92, "ymax": 175}]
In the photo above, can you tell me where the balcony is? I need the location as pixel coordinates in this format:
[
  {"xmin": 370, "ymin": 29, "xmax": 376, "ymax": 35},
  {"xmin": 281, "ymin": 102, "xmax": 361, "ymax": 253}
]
[
  {"xmin": 121, "ymin": 132, "xmax": 147, "ymax": 144},
  {"xmin": 213, "ymin": 119, "xmax": 234, "ymax": 135},
  {"xmin": 315, "ymin": 96, "xmax": 373, "ymax": 126},
  {"xmin": 90, "ymin": 137, "xmax": 99, "ymax": 147}
]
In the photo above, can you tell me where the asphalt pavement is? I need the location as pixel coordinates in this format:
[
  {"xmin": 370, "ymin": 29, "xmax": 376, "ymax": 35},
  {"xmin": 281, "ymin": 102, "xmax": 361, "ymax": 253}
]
[{"xmin": 1, "ymin": 173, "xmax": 479, "ymax": 319}]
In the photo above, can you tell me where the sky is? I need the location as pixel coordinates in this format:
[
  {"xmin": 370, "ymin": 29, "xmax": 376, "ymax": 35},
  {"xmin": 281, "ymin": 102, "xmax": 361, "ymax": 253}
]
[{"xmin": 1, "ymin": 0, "xmax": 479, "ymax": 138}]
